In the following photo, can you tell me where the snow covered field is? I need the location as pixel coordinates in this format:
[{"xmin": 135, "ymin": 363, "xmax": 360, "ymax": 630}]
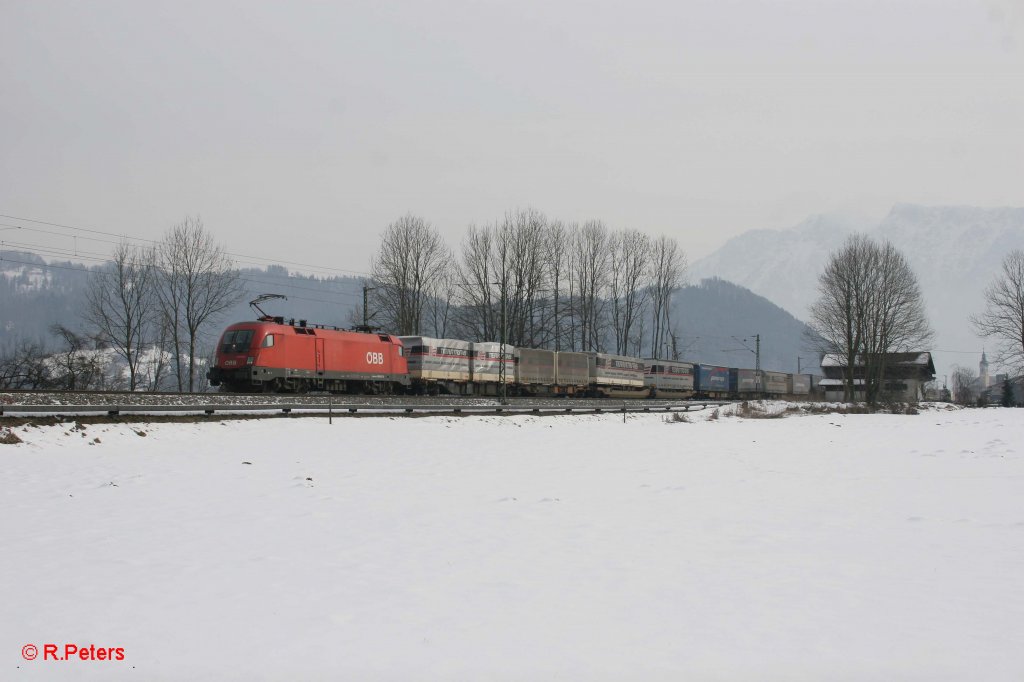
[{"xmin": 3, "ymin": 404, "xmax": 1023, "ymax": 680}]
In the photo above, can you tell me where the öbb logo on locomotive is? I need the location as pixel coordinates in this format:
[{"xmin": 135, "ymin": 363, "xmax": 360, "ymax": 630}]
[{"xmin": 206, "ymin": 306, "xmax": 815, "ymax": 400}]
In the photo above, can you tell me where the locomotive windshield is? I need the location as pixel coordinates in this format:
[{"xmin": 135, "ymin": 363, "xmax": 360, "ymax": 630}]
[{"xmin": 221, "ymin": 329, "xmax": 254, "ymax": 354}]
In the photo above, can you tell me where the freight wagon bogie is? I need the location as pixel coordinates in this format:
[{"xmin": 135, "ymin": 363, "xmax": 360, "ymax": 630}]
[{"xmin": 264, "ymin": 374, "xmax": 404, "ymax": 395}]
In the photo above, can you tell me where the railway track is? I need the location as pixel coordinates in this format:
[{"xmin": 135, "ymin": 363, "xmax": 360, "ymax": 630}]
[{"xmin": 0, "ymin": 390, "xmax": 729, "ymax": 419}]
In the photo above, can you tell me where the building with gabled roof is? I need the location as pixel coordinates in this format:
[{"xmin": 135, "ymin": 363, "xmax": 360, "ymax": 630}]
[{"xmin": 819, "ymin": 352, "xmax": 936, "ymax": 402}]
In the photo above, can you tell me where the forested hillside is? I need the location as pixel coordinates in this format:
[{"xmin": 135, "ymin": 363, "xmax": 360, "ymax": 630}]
[
  {"xmin": 672, "ymin": 278, "xmax": 821, "ymax": 375},
  {"xmin": 0, "ymin": 252, "xmax": 365, "ymax": 345}
]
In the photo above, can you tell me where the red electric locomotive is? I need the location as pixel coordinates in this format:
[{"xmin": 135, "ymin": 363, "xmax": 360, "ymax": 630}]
[{"xmin": 208, "ymin": 307, "xmax": 409, "ymax": 393}]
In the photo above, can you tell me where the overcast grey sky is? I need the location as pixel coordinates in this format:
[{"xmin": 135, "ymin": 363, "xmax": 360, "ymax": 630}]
[{"xmin": 2, "ymin": 0, "xmax": 1022, "ymax": 276}]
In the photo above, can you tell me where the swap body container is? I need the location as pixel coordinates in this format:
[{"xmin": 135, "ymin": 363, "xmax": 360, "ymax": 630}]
[
  {"xmin": 399, "ymin": 337, "xmax": 472, "ymax": 383},
  {"xmin": 516, "ymin": 348, "xmax": 556, "ymax": 386},
  {"xmin": 644, "ymin": 359, "xmax": 695, "ymax": 396},
  {"xmin": 588, "ymin": 353, "xmax": 646, "ymax": 389},
  {"xmin": 555, "ymin": 352, "xmax": 590, "ymax": 391},
  {"xmin": 763, "ymin": 370, "xmax": 789, "ymax": 396},
  {"xmin": 471, "ymin": 342, "xmax": 515, "ymax": 384},
  {"xmin": 732, "ymin": 368, "xmax": 758, "ymax": 395},
  {"xmin": 695, "ymin": 364, "xmax": 731, "ymax": 397},
  {"xmin": 791, "ymin": 373, "xmax": 811, "ymax": 395}
]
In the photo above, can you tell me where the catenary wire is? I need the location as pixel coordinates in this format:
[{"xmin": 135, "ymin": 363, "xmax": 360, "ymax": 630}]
[
  {"xmin": 0, "ymin": 255, "xmax": 361, "ymax": 308},
  {"xmin": 0, "ymin": 211, "xmax": 374, "ymax": 278}
]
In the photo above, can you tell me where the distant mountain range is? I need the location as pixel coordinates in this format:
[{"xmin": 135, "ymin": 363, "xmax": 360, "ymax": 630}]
[{"xmin": 691, "ymin": 204, "xmax": 1024, "ymax": 380}]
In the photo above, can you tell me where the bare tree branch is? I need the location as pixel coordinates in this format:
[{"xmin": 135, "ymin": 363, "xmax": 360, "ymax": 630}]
[
  {"xmin": 809, "ymin": 234, "xmax": 932, "ymax": 403},
  {"xmin": 972, "ymin": 249, "xmax": 1024, "ymax": 373},
  {"xmin": 370, "ymin": 214, "xmax": 451, "ymax": 336},
  {"xmin": 85, "ymin": 241, "xmax": 157, "ymax": 391},
  {"xmin": 156, "ymin": 217, "xmax": 243, "ymax": 392},
  {"xmin": 648, "ymin": 235, "xmax": 686, "ymax": 359}
]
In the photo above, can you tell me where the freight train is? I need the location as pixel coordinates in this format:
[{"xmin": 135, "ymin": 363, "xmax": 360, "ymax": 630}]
[{"xmin": 208, "ymin": 314, "xmax": 819, "ymax": 400}]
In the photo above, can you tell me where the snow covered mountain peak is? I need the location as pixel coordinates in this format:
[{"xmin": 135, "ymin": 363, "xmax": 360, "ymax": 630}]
[{"xmin": 691, "ymin": 203, "xmax": 1024, "ymax": 378}]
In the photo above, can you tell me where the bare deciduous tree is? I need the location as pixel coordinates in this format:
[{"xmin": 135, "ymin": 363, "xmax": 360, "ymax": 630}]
[
  {"xmin": 85, "ymin": 241, "xmax": 156, "ymax": 391},
  {"xmin": 545, "ymin": 220, "xmax": 568, "ymax": 351},
  {"xmin": 809, "ymin": 234, "xmax": 932, "ymax": 404},
  {"xmin": 569, "ymin": 220, "xmax": 610, "ymax": 351},
  {"xmin": 950, "ymin": 365, "xmax": 978, "ymax": 406},
  {"xmin": 425, "ymin": 265, "xmax": 458, "ymax": 338},
  {"xmin": 808, "ymin": 234, "xmax": 870, "ymax": 400},
  {"xmin": 861, "ymin": 241, "xmax": 933, "ymax": 401},
  {"xmin": 50, "ymin": 325, "xmax": 102, "ymax": 390},
  {"xmin": 369, "ymin": 209, "xmax": 689, "ymax": 355},
  {"xmin": 157, "ymin": 217, "xmax": 243, "ymax": 392},
  {"xmin": 609, "ymin": 229, "xmax": 650, "ymax": 355},
  {"xmin": 452, "ymin": 209, "xmax": 548, "ymax": 347},
  {"xmin": 972, "ymin": 249, "xmax": 1024, "ymax": 372},
  {"xmin": 499, "ymin": 208, "xmax": 547, "ymax": 347},
  {"xmin": 0, "ymin": 337, "xmax": 51, "ymax": 389},
  {"xmin": 142, "ymin": 313, "xmax": 174, "ymax": 392},
  {"xmin": 370, "ymin": 214, "xmax": 450, "ymax": 336},
  {"xmin": 454, "ymin": 224, "xmax": 499, "ymax": 341},
  {"xmin": 648, "ymin": 235, "xmax": 686, "ymax": 359}
]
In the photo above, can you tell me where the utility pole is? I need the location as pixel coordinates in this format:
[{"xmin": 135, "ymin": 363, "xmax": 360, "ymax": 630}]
[
  {"xmin": 500, "ymin": 289, "xmax": 508, "ymax": 404},
  {"xmin": 755, "ymin": 333, "xmax": 761, "ymax": 393},
  {"xmin": 553, "ymin": 271, "xmax": 560, "ymax": 352},
  {"xmin": 362, "ymin": 284, "xmax": 377, "ymax": 330},
  {"xmin": 457, "ymin": 277, "xmax": 510, "ymax": 403},
  {"xmin": 498, "ymin": 250, "xmax": 508, "ymax": 404},
  {"xmin": 731, "ymin": 333, "xmax": 762, "ymax": 394}
]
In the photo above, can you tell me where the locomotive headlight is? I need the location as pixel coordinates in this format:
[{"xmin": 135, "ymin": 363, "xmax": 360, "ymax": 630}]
[{"xmin": 246, "ymin": 356, "xmax": 254, "ymax": 365}]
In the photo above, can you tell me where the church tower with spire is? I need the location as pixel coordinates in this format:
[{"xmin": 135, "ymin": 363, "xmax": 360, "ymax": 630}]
[{"xmin": 980, "ymin": 350, "xmax": 990, "ymax": 389}]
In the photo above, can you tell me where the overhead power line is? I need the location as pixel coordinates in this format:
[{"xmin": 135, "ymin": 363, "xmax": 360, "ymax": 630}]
[
  {"xmin": 1, "ymin": 239, "xmax": 111, "ymax": 262},
  {"xmin": 1, "ymin": 246, "xmax": 364, "ymax": 301},
  {"xmin": 0, "ymin": 254, "xmax": 358, "ymax": 308},
  {"xmin": 0, "ymin": 211, "xmax": 375, "ymax": 278},
  {"xmin": 0, "ymin": 213, "xmax": 158, "ymax": 243},
  {"xmin": 0, "ymin": 256, "xmax": 101, "ymax": 275}
]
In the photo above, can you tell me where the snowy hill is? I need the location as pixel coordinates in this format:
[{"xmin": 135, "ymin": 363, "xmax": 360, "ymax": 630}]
[{"xmin": 691, "ymin": 204, "xmax": 1024, "ymax": 378}]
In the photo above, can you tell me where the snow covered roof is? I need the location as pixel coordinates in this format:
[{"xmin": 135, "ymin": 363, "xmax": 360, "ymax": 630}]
[
  {"xmin": 821, "ymin": 352, "xmax": 933, "ymax": 368},
  {"xmin": 818, "ymin": 378, "xmax": 865, "ymax": 386}
]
